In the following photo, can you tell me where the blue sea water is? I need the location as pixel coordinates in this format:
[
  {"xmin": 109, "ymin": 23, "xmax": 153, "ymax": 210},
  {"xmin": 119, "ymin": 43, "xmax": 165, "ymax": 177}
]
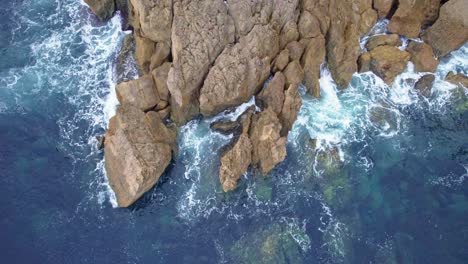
[{"xmin": 0, "ymin": 1, "xmax": 467, "ymax": 263}]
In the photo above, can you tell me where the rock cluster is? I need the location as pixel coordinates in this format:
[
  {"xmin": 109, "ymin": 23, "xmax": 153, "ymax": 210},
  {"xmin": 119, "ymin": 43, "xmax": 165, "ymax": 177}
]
[{"xmin": 83, "ymin": 0, "xmax": 468, "ymax": 206}]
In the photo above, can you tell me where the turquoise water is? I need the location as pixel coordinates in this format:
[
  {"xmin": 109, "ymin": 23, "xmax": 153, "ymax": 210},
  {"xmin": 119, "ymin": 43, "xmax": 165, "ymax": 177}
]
[{"xmin": 1, "ymin": 1, "xmax": 467, "ymax": 263}]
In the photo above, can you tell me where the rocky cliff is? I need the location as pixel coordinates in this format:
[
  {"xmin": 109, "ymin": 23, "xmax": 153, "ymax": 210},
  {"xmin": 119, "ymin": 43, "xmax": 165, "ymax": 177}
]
[{"xmin": 84, "ymin": 0, "xmax": 468, "ymax": 207}]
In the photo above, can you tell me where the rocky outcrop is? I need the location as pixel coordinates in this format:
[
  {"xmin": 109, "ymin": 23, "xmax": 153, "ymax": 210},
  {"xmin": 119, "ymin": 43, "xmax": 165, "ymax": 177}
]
[
  {"xmin": 407, "ymin": 42, "xmax": 439, "ymax": 73},
  {"xmin": 414, "ymin": 74, "xmax": 435, "ymax": 98},
  {"xmin": 301, "ymin": 36, "xmax": 325, "ymax": 97},
  {"xmin": 257, "ymin": 72, "xmax": 286, "ymax": 115},
  {"xmin": 373, "ymin": 0, "xmax": 396, "ymax": 19},
  {"xmin": 249, "ymin": 108, "xmax": 287, "ymax": 175},
  {"xmin": 365, "ymin": 34, "xmax": 401, "ymax": 51},
  {"xmin": 104, "ymin": 105, "xmax": 174, "ymax": 207},
  {"xmin": 130, "ymin": 0, "xmax": 172, "ymax": 43},
  {"xmin": 116, "ymin": 75, "xmax": 160, "ymax": 112},
  {"xmin": 360, "ymin": 45, "xmax": 410, "ymax": 84},
  {"xmin": 279, "ymin": 84, "xmax": 302, "ymax": 137},
  {"xmin": 84, "ymin": 0, "xmax": 115, "ymax": 21},
  {"xmin": 388, "ymin": 0, "xmax": 440, "ymax": 39},
  {"xmin": 219, "ymin": 134, "xmax": 252, "ymax": 192},
  {"xmin": 446, "ymin": 72, "xmax": 468, "ymax": 88},
  {"xmin": 422, "ymin": 0, "xmax": 468, "ymax": 58},
  {"xmin": 168, "ymin": 0, "xmax": 235, "ymax": 125}
]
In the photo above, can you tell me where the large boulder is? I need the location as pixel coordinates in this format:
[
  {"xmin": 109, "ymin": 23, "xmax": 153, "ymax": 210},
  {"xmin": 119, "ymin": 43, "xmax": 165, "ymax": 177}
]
[
  {"xmin": 116, "ymin": 75, "xmax": 160, "ymax": 112},
  {"xmin": 130, "ymin": 0, "xmax": 172, "ymax": 43},
  {"xmin": 365, "ymin": 34, "xmax": 401, "ymax": 51},
  {"xmin": 199, "ymin": 24, "xmax": 280, "ymax": 116},
  {"xmin": 301, "ymin": 35, "xmax": 325, "ymax": 97},
  {"xmin": 104, "ymin": 105, "xmax": 174, "ymax": 207},
  {"xmin": 422, "ymin": 0, "xmax": 468, "ymax": 58},
  {"xmin": 388, "ymin": 0, "xmax": 440, "ymax": 39},
  {"xmin": 84, "ymin": 0, "xmax": 115, "ymax": 21},
  {"xmin": 151, "ymin": 62, "xmax": 171, "ymax": 102},
  {"xmin": 407, "ymin": 42, "xmax": 439, "ymax": 73},
  {"xmin": 367, "ymin": 45, "xmax": 411, "ymax": 84},
  {"xmin": 445, "ymin": 72, "xmax": 468, "ymax": 88},
  {"xmin": 279, "ymin": 84, "xmax": 302, "ymax": 137},
  {"xmin": 283, "ymin": 60, "xmax": 304, "ymax": 87},
  {"xmin": 167, "ymin": 0, "xmax": 235, "ymax": 125},
  {"xmin": 134, "ymin": 31, "xmax": 155, "ymax": 73},
  {"xmin": 257, "ymin": 72, "xmax": 286, "ymax": 115},
  {"xmin": 249, "ymin": 108, "xmax": 287, "ymax": 175},
  {"xmin": 219, "ymin": 134, "xmax": 252, "ymax": 192}
]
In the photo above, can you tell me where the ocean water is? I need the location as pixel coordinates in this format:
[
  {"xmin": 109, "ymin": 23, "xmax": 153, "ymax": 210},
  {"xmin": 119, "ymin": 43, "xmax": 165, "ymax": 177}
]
[{"xmin": 1, "ymin": 1, "xmax": 467, "ymax": 263}]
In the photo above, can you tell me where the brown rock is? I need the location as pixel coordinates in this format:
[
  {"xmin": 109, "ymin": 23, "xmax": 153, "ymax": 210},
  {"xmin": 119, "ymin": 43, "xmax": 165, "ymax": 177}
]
[
  {"xmin": 298, "ymin": 11, "xmax": 321, "ymax": 39},
  {"xmin": 257, "ymin": 72, "xmax": 286, "ymax": 115},
  {"xmin": 210, "ymin": 121, "xmax": 240, "ymax": 135},
  {"xmin": 151, "ymin": 62, "xmax": 171, "ymax": 102},
  {"xmin": 445, "ymin": 72, "xmax": 468, "ymax": 88},
  {"xmin": 149, "ymin": 42, "xmax": 170, "ymax": 71},
  {"xmin": 279, "ymin": 20, "xmax": 300, "ymax": 49},
  {"xmin": 283, "ymin": 60, "xmax": 304, "ymax": 87},
  {"xmin": 301, "ymin": 35, "xmax": 325, "ymax": 97},
  {"xmin": 219, "ymin": 134, "xmax": 252, "ymax": 192},
  {"xmin": 373, "ymin": 0, "xmax": 396, "ymax": 19},
  {"xmin": 407, "ymin": 42, "xmax": 439, "ymax": 73},
  {"xmin": 369, "ymin": 45, "xmax": 411, "ymax": 84},
  {"xmin": 134, "ymin": 32, "xmax": 155, "ymax": 73},
  {"xmin": 104, "ymin": 105, "xmax": 172, "ymax": 207},
  {"xmin": 280, "ymin": 84, "xmax": 302, "ymax": 137},
  {"xmin": 273, "ymin": 49, "xmax": 289, "ymax": 72},
  {"xmin": 249, "ymin": 108, "xmax": 287, "ymax": 175},
  {"xmin": 286, "ymin": 41, "xmax": 304, "ymax": 61},
  {"xmin": 365, "ymin": 34, "xmax": 401, "ymax": 51},
  {"xmin": 156, "ymin": 107, "xmax": 171, "ymax": 120},
  {"xmin": 388, "ymin": 0, "xmax": 440, "ymax": 39},
  {"xmin": 84, "ymin": 0, "xmax": 115, "ymax": 21},
  {"xmin": 414, "ymin": 74, "xmax": 435, "ymax": 98},
  {"xmin": 422, "ymin": 0, "xmax": 468, "ymax": 58},
  {"xmin": 168, "ymin": 0, "xmax": 235, "ymax": 125},
  {"xmin": 130, "ymin": 0, "xmax": 172, "ymax": 43},
  {"xmin": 116, "ymin": 75, "xmax": 160, "ymax": 112},
  {"xmin": 359, "ymin": 7, "xmax": 378, "ymax": 35},
  {"xmin": 358, "ymin": 52, "xmax": 372, "ymax": 73},
  {"xmin": 145, "ymin": 111, "xmax": 177, "ymax": 150},
  {"xmin": 199, "ymin": 24, "xmax": 279, "ymax": 117}
]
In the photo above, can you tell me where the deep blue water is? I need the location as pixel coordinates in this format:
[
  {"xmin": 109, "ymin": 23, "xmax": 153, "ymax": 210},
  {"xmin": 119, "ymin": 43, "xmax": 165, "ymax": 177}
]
[{"xmin": 1, "ymin": 1, "xmax": 467, "ymax": 263}]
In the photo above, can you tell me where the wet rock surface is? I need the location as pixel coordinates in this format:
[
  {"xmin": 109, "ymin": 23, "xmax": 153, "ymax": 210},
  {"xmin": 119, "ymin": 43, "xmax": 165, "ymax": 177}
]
[{"xmin": 414, "ymin": 74, "xmax": 435, "ymax": 98}]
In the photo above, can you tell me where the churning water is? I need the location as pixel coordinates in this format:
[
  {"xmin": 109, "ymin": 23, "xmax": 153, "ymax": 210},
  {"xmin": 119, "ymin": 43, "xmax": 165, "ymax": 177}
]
[{"xmin": 1, "ymin": 1, "xmax": 467, "ymax": 263}]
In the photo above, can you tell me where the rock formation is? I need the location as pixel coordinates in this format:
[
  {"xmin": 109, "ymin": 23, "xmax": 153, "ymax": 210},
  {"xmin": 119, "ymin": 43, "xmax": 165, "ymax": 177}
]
[
  {"xmin": 415, "ymin": 74, "xmax": 435, "ymax": 98},
  {"xmin": 81, "ymin": 0, "xmax": 467, "ymax": 206}
]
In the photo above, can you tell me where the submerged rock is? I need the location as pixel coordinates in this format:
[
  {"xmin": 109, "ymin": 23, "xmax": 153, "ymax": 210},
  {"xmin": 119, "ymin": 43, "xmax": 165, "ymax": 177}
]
[
  {"xmin": 104, "ymin": 105, "xmax": 174, "ymax": 207},
  {"xmin": 422, "ymin": 0, "xmax": 468, "ymax": 58},
  {"xmin": 84, "ymin": 0, "xmax": 115, "ymax": 21},
  {"xmin": 445, "ymin": 72, "xmax": 468, "ymax": 88},
  {"xmin": 414, "ymin": 74, "xmax": 435, "ymax": 98}
]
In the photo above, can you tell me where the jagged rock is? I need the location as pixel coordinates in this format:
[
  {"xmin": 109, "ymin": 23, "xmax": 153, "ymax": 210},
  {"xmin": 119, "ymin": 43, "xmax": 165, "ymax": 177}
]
[
  {"xmin": 249, "ymin": 108, "xmax": 287, "ymax": 175},
  {"xmin": 358, "ymin": 52, "xmax": 372, "ymax": 73},
  {"xmin": 130, "ymin": 0, "xmax": 172, "ymax": 43},
  {"xmin": 414, "ymin": 74, "xmax": 435, "ymax": 98},
  {"xmin": 199, "ymin": 24, "xmax": 280, "ymax": 116},
  {"xmin": 388, "ymin": 0, "xmax": 440, "ymax": 39},
  {"xmin": 279, "ymin": 84, "xmax": 302, "ymax": 137},
  {"xmin": 219, "ymin": 134, "xmax": 252, "ymax": 192},
  {"xmin": 134, "ymin": 32, "xmax": 155, "ymax": 73},
  {"xmin": 96, "ymin": 135, "xmax": 105, "ymax": 150},
  {"xmin": 149, "ymin": 42, "xmax": 170, "ymax": 71},
  {"xmin": 116, "ymin": 75, "xmax": 160, "ymax": 112},
  {"xmin": 156, "ymin": 107, "xmax": 170, "ymax": 120},
  {"xmin": 226, "ymin": 0, "xmax": 273, "ymax": 38},
  {"xmin": 286, "ymin": 41, "xmax": 304, "ymax": 61},
  {"xmin": 279, "ymin": 20, "xmax": 299, "ymax": 49},
  {"xmin": 368, "ymin": 45, "xmax": 411, "ymax": 84},
  {"xmin": 359, "ymin": 5, "xmax": 378, "ymax": 35},
  {"xmin": 257, "ymin": 72, "xmax": 286, "ymax": 115},
  {"xmin": 168, "ymin": 0, "xmax": 235, "ymax": 125},
  {"xmin": 145, "ymin": 111, "xmax": 177, "ymax": 151},
  {"xmin": 422, "ymin": 0, "xmax": 468, "ymax": 58},
  {"xmin": 365, "ymin": 34, "xmax": 401, "ymax": 51},
  {"xmin": 283, "ymin": 60, "xmax": 304, "ymax": 87},
  {"xmin": 104, "ymin": 105, "xmax": 173, "ymax": 207},
  {"xmin": 407, "ymin": 42, "xmax": 439, "ymax": 73},
  {"xmin": 301, "ymin": 35, "xmax": 325, "ymax": 97},
  {"xmin": 116, "ymin": 34, "xmax": 136, "ymax": 83},
  {"xmin": 151, "ymin": 62, "xmax": 171, "ymax": 102},
  {"xmin": 84, "ymin": 0, "xmax": 115, "ymax": 21},
  {"xmin": 273, "ymin": 49, "xmax": 289, "ymax": 72},
  {"xmin": 298, "ymin": 10, "xmax": 321, "ymax": 39},
  {"xmin": 446, "ymin": 72, "xmax": 468, "ymax": 88},
  {"xmin": 373, "ymin": 0, "xmax": 396, "ymax": 19}
]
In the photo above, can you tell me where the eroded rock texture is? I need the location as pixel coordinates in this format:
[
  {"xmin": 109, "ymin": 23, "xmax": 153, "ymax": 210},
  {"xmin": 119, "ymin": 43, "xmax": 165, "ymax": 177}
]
[{"xmin": 86, "ymin": 0, "xmax": 467, "ymax": 205}]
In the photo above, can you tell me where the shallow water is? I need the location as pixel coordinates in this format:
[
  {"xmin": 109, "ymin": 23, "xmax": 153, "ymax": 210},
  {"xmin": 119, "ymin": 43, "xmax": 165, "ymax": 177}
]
[{"xmin": 1, "ymin": 1, "xmax": 467, "ymax": 263}]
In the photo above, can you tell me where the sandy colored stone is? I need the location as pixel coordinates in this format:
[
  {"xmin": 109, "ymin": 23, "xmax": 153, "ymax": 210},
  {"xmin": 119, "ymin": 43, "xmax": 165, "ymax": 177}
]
[
  {"xmin": 369, "ymin": 45, "xmax": 411, "ymax": 84},
  {"xmin": 301, "ymin": 35, "xmax": 325, "ymax": 97},
  {"xmin": 151, "ymin": 62, "xmax": 171, "ymax": 102},
  {"xmin": 84, "ymin": 0, "xmax": 115, "ymax": 21},
  {"xmin": 388, "ymin": 0, "xmax": 440, "ymax": 38},
  {"xmin": 283, "ymin": 60, "xmax": 304, "ymax": 87},
  {"xmin": 373, "ymin": 0, "xmax": 396, "ymax": 19},
  {"xmin": 365, "ymin": 34, "xmax": 401, "ymax": 51},
  {"xmin": 149, "ymin": 42, "xmax": 170, "ymax": 71},
  {"xmin": 286, "ymin": 41, "xmax": 304, "ymax": 61},
  {"xmin": 273, "ymin": 49, "xmax": 289, "ymax": 72},
  {"xmin": 407, "ymin": 42, "xmax": 439, "ymax": 73},
  {"xmin": 219, "ymin": 134, "xmax": 252, "ymax": 192},
  {"xmin": 280, "ymin": 84, "xmax": 302, "ymax": 137},
  {"xmin": 130, "ymin": 0, "xmax": 172, "ymax": 43},
  {"xmin": 445, "ymin": 72, "xmax": 468, "ymax": 88},
  {"xmin": 116, "ymin": 75, "xmax": 160, "ymax": 112},
  {"xmin": 422, "ymin": 0, "xmax": 468, "ymax": 58},
  {"xmin": 257, "ymin": 72, "xmax": 286, "ymax": 115}
]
